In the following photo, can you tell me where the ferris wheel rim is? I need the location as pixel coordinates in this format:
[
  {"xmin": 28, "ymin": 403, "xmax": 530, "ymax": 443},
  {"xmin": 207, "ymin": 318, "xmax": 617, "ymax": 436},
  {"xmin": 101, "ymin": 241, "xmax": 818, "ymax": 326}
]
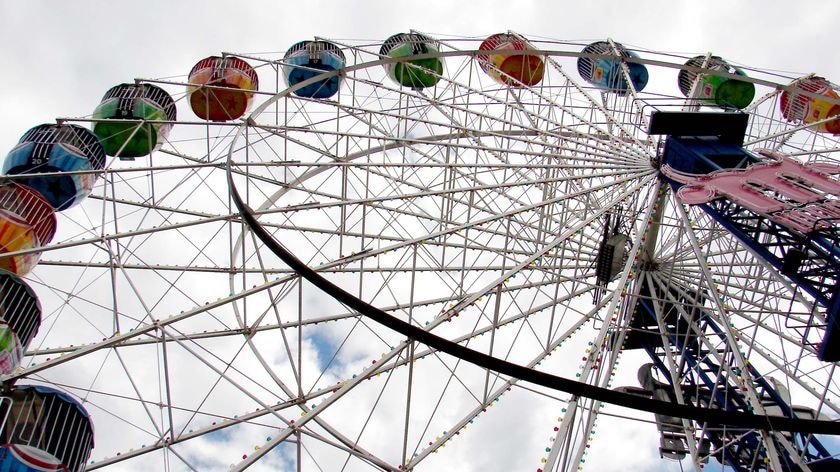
[
  {"xmin": 219, "ymin": 47, "xmax": 840, "ymax": 471},
  {"xmin": 6, "ymin": 35, "xmax": 840, "ymax": 472}
]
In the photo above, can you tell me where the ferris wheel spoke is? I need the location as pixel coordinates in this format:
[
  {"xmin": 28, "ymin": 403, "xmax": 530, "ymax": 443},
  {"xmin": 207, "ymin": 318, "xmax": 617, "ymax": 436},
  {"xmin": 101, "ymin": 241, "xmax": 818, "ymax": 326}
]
[
  {"xmin": 649, "ymin": 201, "xmax": 832, "ymax": 468},
  {"xmin": 64, "ymin": 278, "xmax": 596, "ymax": 462},
  {"xmin": 222, "ymin": 325, "xmax": 398, "ymax": 470},
  {"xmin": 408, "ymin": 287, "xmax": 615, "ymax": 467},
  {"xmin": 544, "ymin": 56, "xmax": 651, "ymax": 154},
  {"xmin": 246, "ymin": 270, "xmax": 576, "ymax": 349},
  {"xmin": 458, "ymin": 49, "xmax": 650, "ymax": 161},
  {"xmin": 83, "ymin": 387, "xmax": 347, "ymax": 469},
  {"xmin": 643, "ymin": 272, "xmax": 782, "ymax": 466},
  {"xmin": 331, "ymin": 72, "xmax": 648, "ymax": 168},
  {"xmin": 736, "ymin": 337, "xmax": 840, "ymax": 416},
  {"xmin": 4, "ymin": 275, "xmax": 296, "ymax": 386},
  {"xmin": 233, "ymin": 229, "xmax": 620, "ymax": 468},
  {"xmin": 541, "ymin": 179, "xmax": 663, "ymax": 472},
  {"xmin": 413, "ymin": 92, "xmax": 646, "ymax": 235},
  {"xmin": 674, "ymin": 202, "xmax": 832, "ymax": 345},
  {"xmin": 233, "ymin": 238, "xmax": 450, "ymax": 466},
  {"xmin": 260, "ymin": 167, "xmax": 641, "ymax": 241},
  {"xmin": 317, "ymin": 103, "xmax": 560, "ymax": 230},
  {"xmin": 641, "ymin": 272, "xmax": 706, "ymax": 466},
  {"xmin": 153, "ymin": 322, "xmax": 300, "ymax": 430},
  {"xmin": 246, "ymin": 171, "xmax": 652, "ymax": 302},
  {"xmin": 228, "ymin": 337, "xmax": 415, "ymax": 470},
  {"xmin": 28, "ymin": 265, "xmax": 117, "ymax": 339}
]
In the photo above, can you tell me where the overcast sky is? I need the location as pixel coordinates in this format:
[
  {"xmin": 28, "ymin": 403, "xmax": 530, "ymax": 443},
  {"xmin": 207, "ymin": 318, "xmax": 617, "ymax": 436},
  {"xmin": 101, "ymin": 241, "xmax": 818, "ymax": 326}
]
[
  {"xmin": 1, "ymin": 0, "xmax": 838, "ymax": 151},
  {"xmin": 0, "ymin": 1, "xmax": 837, "ymax": 471}
]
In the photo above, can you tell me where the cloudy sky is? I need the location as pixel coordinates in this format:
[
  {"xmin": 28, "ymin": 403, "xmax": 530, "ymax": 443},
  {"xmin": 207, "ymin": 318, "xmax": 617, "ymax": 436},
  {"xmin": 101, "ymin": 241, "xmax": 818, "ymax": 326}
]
[
  {"xmin": 1, "ymin": 1, "xmax": 839, "ymax": 472},
  {"xmin": 1, "ymin": 0, "xmax": 838, "ymax": 151}
]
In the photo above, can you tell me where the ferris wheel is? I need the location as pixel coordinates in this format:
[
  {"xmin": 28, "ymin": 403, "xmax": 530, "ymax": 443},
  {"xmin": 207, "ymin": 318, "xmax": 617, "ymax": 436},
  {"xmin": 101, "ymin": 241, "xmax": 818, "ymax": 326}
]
[{"xmin": 0, "ymin": 32, "xmax": 840, "ymax": 472}]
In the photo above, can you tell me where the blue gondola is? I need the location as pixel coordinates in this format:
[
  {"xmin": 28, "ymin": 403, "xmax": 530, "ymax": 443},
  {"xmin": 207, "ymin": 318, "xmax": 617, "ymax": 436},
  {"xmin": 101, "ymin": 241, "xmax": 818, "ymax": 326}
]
[
  {"xmin": 3, "ymin": 124, "xmax": 105, "ymax": 211},
  {"xmin": 577, "ymin": 40, "xmax": 648, "ymax": 94},
  {"xmin": 0, "ymin": 385, "xmax": 94, "ymax": 472},
  {"xmin": 283, "ymin": 40, "xmax": 346, "ymax": 99}
]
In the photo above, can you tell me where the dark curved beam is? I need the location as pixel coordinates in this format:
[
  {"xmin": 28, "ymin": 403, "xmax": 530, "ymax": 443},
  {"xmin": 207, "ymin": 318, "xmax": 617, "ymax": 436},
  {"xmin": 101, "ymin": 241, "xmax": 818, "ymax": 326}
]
[{"xmin": 226, "ymin": 158, "xmax": 840, "ymax": 436}]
